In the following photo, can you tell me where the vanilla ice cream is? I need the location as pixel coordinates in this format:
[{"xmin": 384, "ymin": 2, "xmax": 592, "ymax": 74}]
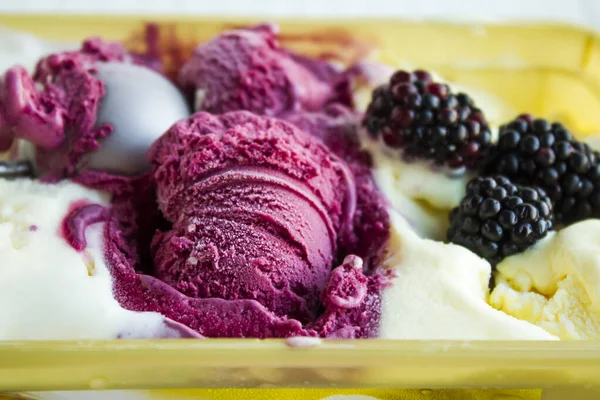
[
  {"xmin": 0, "ymin": 179, "xmax": 192, "ymax": 339},
  {"xmin": 361, "ymin": 134, "xmax": 468, "ymax": 240},
  {"xmin": 490, "ymin": 220, "xmax": 600, "ymax": 340},
  {"xmin": 377, "ymin": 211, "xmax": 558, "ymax": 340}
]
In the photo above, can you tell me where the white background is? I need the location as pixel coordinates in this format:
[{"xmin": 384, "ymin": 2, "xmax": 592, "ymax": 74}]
[{"xmin": 1, "ymin": 0, "xmax": 600, "ymax": 29}]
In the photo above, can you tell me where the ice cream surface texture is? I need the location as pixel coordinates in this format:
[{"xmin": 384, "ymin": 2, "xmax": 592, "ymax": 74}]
[
  {"xmin": 179, "ymin": 24, "xmax": 347, "ymax": 116},
  {"xmin": 148, "ymin": 110, "xmax": 355, "ymax": 322},
  {"xmin": 0, "ymin": 24, "xmax": 394, "ymax": 339},
  {"xmin": 282, "ymin": 104, "xmax": 390, "ymax": 270},
  {"xmin": 490, "ymin": 220, "xmax": 600, "ymax": 339},
  {"xmin": 0, "ymin": 179, "xmax": 196, "ymax": 339},
  {"xmin": 0, "ymin": 27, "xmax": 72, "ymax": 75},
  {"xmin": 0, "ymin": 36, "xmax": 188, "ymax": 178},
  {"xmin": 377, "ymin": 211, "xmax": 557, "ymax": 340},
  {"xmin": 0, "ymin": 39, "xmax": 128, "ymax": 176}
]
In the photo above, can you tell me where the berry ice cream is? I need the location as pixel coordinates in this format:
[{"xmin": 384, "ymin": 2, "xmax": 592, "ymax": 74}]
[
  {"xmin": 0, "ymin": 39, "xmax": 128, "ymax": 178},
  {"xmin": 283, "ymin": 104, "xmax": 390, "ymax": 270},
  {"xmin": 0, "ymin": 38, "xmax": 188, "ymax": 180},
  {"xmin": 148, "ymin": 111, "xmax": 355, "ymax": 322},
  {"xmin": 312, "ymin": 255, "xmax": 391, "ymax": 339},
  {"xmin": 179, "ymin": 24, "xmax": 349, "ymax": 116}
]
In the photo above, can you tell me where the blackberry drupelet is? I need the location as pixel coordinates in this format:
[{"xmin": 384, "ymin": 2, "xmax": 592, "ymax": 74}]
[
  {"xmin": 447, "ymin": 175, "xmax": 553, "ymax": 266},
  {"xmin": 484, "ymin": 114, "xmax": 600, "ymax": 225},
  {"xmin": 363, "ymin": 69, "xmax": 493, "ymax": 169}
]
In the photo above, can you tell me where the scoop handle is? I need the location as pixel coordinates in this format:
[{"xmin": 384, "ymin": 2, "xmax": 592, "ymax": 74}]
[{"xmin": 0, "ymin": 160, "xmax": 33, "ymax": 179}]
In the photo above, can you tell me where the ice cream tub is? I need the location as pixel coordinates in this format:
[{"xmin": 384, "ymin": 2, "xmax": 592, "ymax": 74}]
[{"xmin": 0, "ymin": 14, "xmax": 600, "ymax": 400}]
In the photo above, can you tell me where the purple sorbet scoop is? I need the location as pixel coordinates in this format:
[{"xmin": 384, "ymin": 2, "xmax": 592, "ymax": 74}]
[{"xmin": 148, "ymin": 110, "xmax": 357, "ymax": 322}]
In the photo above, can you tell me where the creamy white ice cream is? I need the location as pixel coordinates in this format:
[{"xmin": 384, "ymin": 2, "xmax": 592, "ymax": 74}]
[
  {"xmin": 362, "ymin": 133, "xmax": 468, "ymax": 240},
  {"xmin": 0, "ymin": 179, "xmax": 187, "ymax": 340},
  {"xmin": 378, "ymin": 210, "xmax": 558, "ymax": 340}
]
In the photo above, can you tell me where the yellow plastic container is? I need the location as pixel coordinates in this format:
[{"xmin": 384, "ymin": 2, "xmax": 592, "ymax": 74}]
[{"xmin": 0, "ymin": 14, "xmax": 600, "ymax": 400}]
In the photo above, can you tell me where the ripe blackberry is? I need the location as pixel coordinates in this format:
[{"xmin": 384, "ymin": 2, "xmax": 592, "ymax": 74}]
[
  {"xmin": 484, "ymin": 115, "xmax": 600, "ymax": 225},
  {"xmin": 447, "ymin": 175, "xmax": 553, "ymax": 266},
  {"xmin": 363, "ymin": 69, "xmax": 493, "ymax": 169}
]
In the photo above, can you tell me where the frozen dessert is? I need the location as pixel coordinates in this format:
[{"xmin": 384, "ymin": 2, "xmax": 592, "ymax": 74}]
[
  {"xmin": 103, "ymin": 109, "xmax": 387, "ymax": 338},
  {"xmin": 378, "ymin": 211, "xmax": 557, "ymax": 340},
  {"xmin": 88, "ymin": 61, "xmax": 190, "ymax": 175},
  {"xmin": 179, "ymin": 23, "xmax": 350, "ymax": 116},
  {"xmin": 148, "ymin": 110, "xmax": 355, "ymax": 322},
  {"xmin": 0, "ymin": 39, "xmax": 128, "ymax": 177},
  {"xmin": 283, "ymin": 104, "xmax": 390, "ymax": 269},
  {"xmin": 0, "ymin": 178, "xmax": 199, "ymax": 339},
  {"xmin": 490, "ymin": 220, "xmax": 600, "ymax": 339},
  {"xmin": 0, "ymin": 22, "xmax": 599, "ymax": 342},
  {"xmin": 360, "ymin": 70, "xmax": 493, "ymax": 240},
  {"xmin": 364, "ymin": 145, "xmax": 459, "ymax": 240},
  {"xmin": 312, "ymin": 255, "xmax": 390, "ymax": 338},
  {"xmin": 0, "ymin": 37, "xmax": 189, "ymax": 179}
]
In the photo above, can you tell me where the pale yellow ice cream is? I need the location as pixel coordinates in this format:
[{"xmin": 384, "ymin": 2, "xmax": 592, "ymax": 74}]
[
  {"xmin": 490, "ymin": 220, "xmax": 600, "ymax": 340},
  {"xmin": 378, "ymin": 211, "xmax": 558, "ymax": 340}
]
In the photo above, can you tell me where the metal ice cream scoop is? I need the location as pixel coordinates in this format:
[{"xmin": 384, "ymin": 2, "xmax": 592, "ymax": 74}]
[
  {"xmin": 88, "ymin": 62, "xmax": 190, "ymax": 175},
  {"xmin": 0, "ymin": 61, "xmax": 190, "ymax": 179}
]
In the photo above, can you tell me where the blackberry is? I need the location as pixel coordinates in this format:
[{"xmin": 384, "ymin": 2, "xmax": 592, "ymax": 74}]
[
  {"xmin": 484, "ymin": 114, "xmax": 600, "ymax": 225},
  {"xmin": 363, "ymin": 69, "xmax": 493, "ymax": 169},
  {"xmin": 447, "ymin": 175, "xmax": 553, "ymax": 266}
]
